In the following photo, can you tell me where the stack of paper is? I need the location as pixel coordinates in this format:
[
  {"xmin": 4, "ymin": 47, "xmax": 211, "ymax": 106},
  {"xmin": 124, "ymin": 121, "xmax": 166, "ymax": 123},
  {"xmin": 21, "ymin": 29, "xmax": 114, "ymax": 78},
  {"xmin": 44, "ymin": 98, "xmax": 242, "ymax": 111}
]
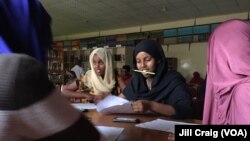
[
  {"xmin": 136, "ymin": 118, "xmax": 196, "ymax": 133},
  {"xmin": 71, "ymin": 103, "xmax": 97, "ymax": 111},
  {"xmin": 96, "ymin": 126, "xmax": 124, "ymax": 141}
]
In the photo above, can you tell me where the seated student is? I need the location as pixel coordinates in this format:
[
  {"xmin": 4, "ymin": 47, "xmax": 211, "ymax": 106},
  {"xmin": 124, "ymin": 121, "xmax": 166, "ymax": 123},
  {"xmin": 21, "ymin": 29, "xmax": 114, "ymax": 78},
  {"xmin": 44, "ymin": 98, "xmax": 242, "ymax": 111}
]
[
  {"xmin": 203, "ymin": 19, "xmax": 250, "ymax": 124},
  {"xmin": 197, "ymin": 75, "xmax": 206, "ymax": 101},
  {"xmin": 61, "ymin": 48, "xmax": 118, "ymax": 103},
  {"xmin": 120, "ymin": 65, "xmax": 133, "ymax": 84},
  {"xmin": 117, "ymin": 65, "xmax": 133, "ymax": 92},
  {"xmin": 71, "ymin": 58, "xmax": 85, "ymax": 79},
  {"xmin": 64, "ymin": 70, "xmax": 77, "ymax": 84},
  {"xmin": 189, "ymin": 71, "xmax": 204, "ymax": 87},
  {"xmin": 62, "ymin": 70, "xmax": 83, "ymax": 102},
  {"xmin": 0, "ymin": 0, "xmax": 104, "ymax": 140},
  {"xmin": 193, "ymin": 75, "xmax": 207, "ymax": 119},
  {"xmin": 120, "ymin": 39, "xmax": 194, "ymax": 119}
]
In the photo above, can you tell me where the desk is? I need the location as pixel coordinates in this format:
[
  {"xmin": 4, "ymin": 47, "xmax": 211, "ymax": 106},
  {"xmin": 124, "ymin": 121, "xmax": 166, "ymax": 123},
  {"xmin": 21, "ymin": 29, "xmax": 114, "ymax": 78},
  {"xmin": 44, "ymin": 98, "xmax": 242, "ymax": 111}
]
[{"xmin": 84, "ymin": 110, "xmax": 201, "ymax": 141}]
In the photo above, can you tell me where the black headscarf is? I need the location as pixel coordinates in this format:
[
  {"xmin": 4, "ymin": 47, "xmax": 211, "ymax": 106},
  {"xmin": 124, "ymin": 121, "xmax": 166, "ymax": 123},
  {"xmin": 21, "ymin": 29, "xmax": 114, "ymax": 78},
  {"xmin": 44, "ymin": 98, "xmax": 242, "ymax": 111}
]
[
  {"xmin": 0, "ymin": 0, "xmax": 52, "ymax": 64},
  {"xmin": 123, "ymin": 39, "xmax": 186, "ymax": 102}
]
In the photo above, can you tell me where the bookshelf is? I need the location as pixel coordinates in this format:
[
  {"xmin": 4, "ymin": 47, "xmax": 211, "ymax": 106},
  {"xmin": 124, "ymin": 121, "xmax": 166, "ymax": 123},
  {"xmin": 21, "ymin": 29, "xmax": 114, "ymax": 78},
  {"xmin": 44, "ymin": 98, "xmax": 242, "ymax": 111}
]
[
  {"xmin": 47, "ymin": 48, "xmax": 63, "ymax": 74},
  {"xmin": 79, "ymin": 49, "xmax": 92, "ymax": 70},
  {"xmin": 47, "ymin": 47, "xmax": 64, "ymax": 85},
  {"xmin": 166, "ymin": 57, "xmax": 177, "ymax": 71},
  {"xmin": 63, "ymin": 50, "xmax": 80, "ymax": 70},
  {"xmin": 107, "ymin": 46, "xmax": 133, "ymax": 70}
]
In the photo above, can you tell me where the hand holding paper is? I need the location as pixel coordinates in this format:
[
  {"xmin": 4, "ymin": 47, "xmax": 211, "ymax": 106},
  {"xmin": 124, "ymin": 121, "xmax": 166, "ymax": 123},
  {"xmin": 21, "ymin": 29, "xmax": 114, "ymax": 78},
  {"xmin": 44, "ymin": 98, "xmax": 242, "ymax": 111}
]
[{"xmin": 96, "ymin": 95, "xmax": 136, "ymax": 114}]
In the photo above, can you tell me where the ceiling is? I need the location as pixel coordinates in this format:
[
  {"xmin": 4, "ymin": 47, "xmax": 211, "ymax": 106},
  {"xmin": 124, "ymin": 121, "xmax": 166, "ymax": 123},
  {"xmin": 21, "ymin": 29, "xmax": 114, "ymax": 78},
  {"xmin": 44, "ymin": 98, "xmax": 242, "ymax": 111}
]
[{"xmin": 41, "ymin": 0, "xmax": 250, "ymax": 37}]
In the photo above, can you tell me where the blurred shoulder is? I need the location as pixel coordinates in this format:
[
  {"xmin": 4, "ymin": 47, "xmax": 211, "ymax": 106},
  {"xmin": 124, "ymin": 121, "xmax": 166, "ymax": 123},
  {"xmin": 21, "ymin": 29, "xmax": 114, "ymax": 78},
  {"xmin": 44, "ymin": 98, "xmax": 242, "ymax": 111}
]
[
  {"xmin": 0, "ymin": 53, "xmax": 45, "ymax": 77},
  {"xmin": 0, "ymin": 53, "xmax": 39, "ymax": 64},
  {"xmin": 0, "ymin": 53, "xmax": 54, "ymax": 110}
]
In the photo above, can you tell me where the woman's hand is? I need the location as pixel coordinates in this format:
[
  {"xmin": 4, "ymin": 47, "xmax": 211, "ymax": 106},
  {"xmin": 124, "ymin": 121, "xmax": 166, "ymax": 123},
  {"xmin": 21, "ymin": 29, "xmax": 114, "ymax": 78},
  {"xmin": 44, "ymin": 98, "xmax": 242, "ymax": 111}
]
[
  {"xmin": 131, "ymin": 100, "xmax": 151, "ymax": 113},
  {"xmin": 82, "ymin": 92, "xmax": 95, "ymax": 101}
]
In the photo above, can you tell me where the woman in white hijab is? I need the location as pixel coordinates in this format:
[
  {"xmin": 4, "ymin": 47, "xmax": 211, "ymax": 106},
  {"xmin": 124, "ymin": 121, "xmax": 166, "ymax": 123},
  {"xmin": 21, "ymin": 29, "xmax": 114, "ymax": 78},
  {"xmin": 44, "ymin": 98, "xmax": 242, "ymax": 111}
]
[
  {"xmin": 84, "ymin": 48, "xmax": 116, "ymax": 94},
  {"xmin": 61, "ymin": 48, "xmax": 117, "ymax": 103}
]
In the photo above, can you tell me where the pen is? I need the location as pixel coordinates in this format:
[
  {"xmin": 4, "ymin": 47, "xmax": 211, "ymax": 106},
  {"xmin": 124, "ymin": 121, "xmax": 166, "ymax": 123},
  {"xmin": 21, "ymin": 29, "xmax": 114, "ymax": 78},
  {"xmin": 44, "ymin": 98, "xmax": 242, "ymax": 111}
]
[{"xmin": 133, "ymin": 69, "xmax": 155, "ymax": 75}]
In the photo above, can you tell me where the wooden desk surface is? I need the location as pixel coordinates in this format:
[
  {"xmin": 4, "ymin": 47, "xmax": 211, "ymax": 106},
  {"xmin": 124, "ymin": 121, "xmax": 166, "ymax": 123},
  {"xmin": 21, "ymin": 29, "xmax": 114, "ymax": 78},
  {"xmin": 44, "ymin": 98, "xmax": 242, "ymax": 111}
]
[{"xmin": 84, "ymin": 110, "xmax": 201, "ymax": 141}]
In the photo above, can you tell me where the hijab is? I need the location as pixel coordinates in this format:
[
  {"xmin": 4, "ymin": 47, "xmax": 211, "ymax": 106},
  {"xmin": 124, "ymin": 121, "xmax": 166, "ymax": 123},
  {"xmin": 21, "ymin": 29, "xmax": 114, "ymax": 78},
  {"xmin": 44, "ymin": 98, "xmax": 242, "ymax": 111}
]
[
  {"xmin": 123, "ymin": 39, "xmax": 185, "ymax": 101},
  {"xmin": 0, "ymin": 0, "xmax": 52, "ymax": 64},
  {"xmin": 202, "ymin": 19, "xmax": 250, "ymax": 124},
  {"xmin": 83, "ymin": 48, "xmax": 115, "ymax": 95}
]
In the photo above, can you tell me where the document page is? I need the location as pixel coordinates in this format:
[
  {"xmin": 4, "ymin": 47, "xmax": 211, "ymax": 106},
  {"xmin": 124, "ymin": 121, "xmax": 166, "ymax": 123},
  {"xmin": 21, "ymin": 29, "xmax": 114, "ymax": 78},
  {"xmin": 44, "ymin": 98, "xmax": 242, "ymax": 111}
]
[
  {"xmin": 71, "ymin": 103, "xmax": 97, "ymax": 110},
  {"xmin": 136, "ymin": 118, "xmax": 196, "ymax": 133},
  {"xmin": 96, "ymin": 126, "xmax": 124, "ymax": 141},
  {"xmin": 96, "ymin": 95, "xmax": 135, "ymax": 114}
]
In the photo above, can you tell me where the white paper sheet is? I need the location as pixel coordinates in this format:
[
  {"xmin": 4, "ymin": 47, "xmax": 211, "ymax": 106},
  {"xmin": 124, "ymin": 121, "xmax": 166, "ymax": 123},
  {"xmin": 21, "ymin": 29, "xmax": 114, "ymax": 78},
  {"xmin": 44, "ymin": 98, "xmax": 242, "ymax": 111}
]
[
  {"xmin": 136, "ymin": 118, "xmax": 196, "ymax": 133},
  {"xmin": 71, "ymin": 103, "xmax": 97, "ymax": 111},
  {"xmin": 96, "ymin": 95, "xmax": 136, "ymax": 114},
  {"xmin": 96, "ymin": 126, "xmax": 124, "ymax": 141}
]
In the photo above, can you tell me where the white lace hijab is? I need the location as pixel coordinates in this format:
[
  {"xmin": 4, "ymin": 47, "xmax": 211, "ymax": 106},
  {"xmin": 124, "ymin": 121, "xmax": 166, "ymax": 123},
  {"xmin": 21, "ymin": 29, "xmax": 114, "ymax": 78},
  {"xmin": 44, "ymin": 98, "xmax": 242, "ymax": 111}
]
[{"xmin": 83, "ymin": 48, "xmax": 115, "ymax": 95}]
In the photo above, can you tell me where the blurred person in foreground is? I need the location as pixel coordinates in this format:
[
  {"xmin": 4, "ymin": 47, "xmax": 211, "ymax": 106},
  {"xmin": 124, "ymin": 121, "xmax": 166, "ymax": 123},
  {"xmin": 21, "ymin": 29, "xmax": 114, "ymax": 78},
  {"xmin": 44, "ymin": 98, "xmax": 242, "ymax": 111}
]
[
  {"xmin": 168, "ymin": 19, "xmax": 250, "ymax": 141},
  {"xmin": 203, "ymin": 19, "xmax": 250, "ymax": 124},
  {"xmin": 0, "ymin": 0, "xmax": 105, "ymax": 140}
]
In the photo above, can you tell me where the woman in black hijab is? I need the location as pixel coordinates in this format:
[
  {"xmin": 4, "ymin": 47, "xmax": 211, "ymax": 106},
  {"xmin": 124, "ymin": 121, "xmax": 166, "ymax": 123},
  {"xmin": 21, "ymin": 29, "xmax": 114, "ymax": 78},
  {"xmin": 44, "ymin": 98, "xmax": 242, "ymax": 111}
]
[{"xmin": 121, "ymin": 39, "xmax": 194, "ymax": 118}]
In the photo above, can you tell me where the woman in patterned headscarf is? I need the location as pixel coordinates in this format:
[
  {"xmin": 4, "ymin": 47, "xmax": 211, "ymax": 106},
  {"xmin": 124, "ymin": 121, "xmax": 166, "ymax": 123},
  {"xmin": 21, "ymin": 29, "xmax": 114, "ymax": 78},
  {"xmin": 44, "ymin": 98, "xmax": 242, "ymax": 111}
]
[
  {"xmin": 203, "ymin": 19, "xmax": 250, "ymax": 124},
  {"xmin": 0, "ymin": 0, "xmax": 104, "ymax": 140}
]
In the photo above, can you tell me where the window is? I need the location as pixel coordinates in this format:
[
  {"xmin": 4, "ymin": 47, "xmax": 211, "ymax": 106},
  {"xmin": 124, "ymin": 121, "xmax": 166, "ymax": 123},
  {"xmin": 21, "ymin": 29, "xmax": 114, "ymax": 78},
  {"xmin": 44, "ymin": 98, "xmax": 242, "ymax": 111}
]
[
  {"xmin": 193, "ymin": 25, "xmax": 210, "ymax": 34},
  {"xmin": 178, "ymin": 27, "xmax": 192, "ymax": 36},
  {"xmin": 164, "ymin": 29, "xmax": 177, "ymax": 37}
]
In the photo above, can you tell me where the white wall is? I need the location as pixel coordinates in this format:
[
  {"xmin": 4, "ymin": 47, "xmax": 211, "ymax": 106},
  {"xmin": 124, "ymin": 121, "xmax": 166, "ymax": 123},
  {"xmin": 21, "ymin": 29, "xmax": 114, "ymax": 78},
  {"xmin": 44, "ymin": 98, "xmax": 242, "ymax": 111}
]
[{"xmin": 163, "ymin": 42, "xmax": 207, "ymax": 82}]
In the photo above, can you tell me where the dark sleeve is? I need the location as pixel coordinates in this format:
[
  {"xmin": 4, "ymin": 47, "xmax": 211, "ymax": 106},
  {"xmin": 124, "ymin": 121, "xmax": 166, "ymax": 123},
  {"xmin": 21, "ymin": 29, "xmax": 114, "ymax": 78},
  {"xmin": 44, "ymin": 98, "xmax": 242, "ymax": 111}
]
[
  {"xmin": 35, "ymin": 116, "xmax": 100, "ymax": 141},
  {"xmin": 167, "ymin": 83, "xmax": 195, "ymax": 119}
]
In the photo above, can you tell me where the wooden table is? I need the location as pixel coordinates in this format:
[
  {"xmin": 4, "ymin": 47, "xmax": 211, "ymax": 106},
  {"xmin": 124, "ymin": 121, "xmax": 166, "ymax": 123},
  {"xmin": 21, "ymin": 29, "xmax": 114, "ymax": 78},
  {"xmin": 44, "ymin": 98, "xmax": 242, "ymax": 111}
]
[{"xmin": 84, "ymin": 110, "xmax": 201, "ymax": 141}]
